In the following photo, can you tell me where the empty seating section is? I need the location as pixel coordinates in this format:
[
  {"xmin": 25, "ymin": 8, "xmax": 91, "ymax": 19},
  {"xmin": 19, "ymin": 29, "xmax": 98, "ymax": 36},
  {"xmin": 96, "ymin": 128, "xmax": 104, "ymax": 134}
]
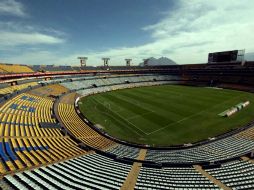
[
  {"xmin": 0, "ymin": 92, "xmax": 86, "ymax": 174},
  {"xmin": 145, "ymin": 135, "xmax": 254, "ymax": 163},
  {"xmin": 3, "ymin": 153, "xmax": 132, "ymax": 190},
  {"xmin": 1, "ymin": 73, "xmax": 254, "ymax": 189},
  {"xmin": 59, "ymin": 75, "xmax": 179, "ymax": 93},
  {"xmin": 135, "ymin": 166, "xmax": 219, "ymax": 189},
  {"xmin": 235, "ymin": 127, "xmax": 254, "ymax": 140},
  {"xmin": 206, "ymin": 160, "xmax": 254, "ymax": 189},
  {"xmin": 0, "ymin": 136, "xmax": 85, "ymax": 174},
  {"xmin": 0, "ymin": 83, "xmax": 9, "ymax": 89},
  {"xmin": 28, "ymin": 84, "xmax": 69, "ymax": 98},
  {"xmin": 0, "ymin": 82, "xmax": 38, "ymax": 95},
  {"xmin": 106, "ymin": 144, "xmax": 140, "ymax": 159},
  {"xmin": 79, "ymin": 136, "xmax": 115, "ymax": 150},
  {"xmin": 0, "ymin": 64, "xmax": 34, "ymax": 73},
  {"xmin": 75, "ymin": 81, "xmax": 172, "ymax": 97},
  {"xmin": 0, "ymin": 137, "xmax": 84, "ymax": 171},
  {"xmin": 62, "ymin": 80, "xmax": 88, "ymax": 90},
  {"xmin": 58, "ymin": 102, "xmax": 115, "ymax": 149},
  {"xmin": 0, "ymin": 93, "xmax": 55, "ymax": 129},
  {"xmin": 30, "ymin": 65, "xmax": 75, "ymax": 72}
]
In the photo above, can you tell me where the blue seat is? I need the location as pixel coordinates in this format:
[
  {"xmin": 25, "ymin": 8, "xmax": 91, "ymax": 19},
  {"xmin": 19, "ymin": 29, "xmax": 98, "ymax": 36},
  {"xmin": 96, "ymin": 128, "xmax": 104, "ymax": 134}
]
[
  {"xmin": 9, "ymin": 103, "xmax": 19, "ymax": 110},
  {"xmin": 5, "ymin": 142, "xmax": 17, "ymax": 161},
  {"xmin": 20, "ymin": 96, "xmax": 28, "ymax": 100},
  {"xmin": 0, "ymin": 142, "xmax": 9, "ymax": 161}
]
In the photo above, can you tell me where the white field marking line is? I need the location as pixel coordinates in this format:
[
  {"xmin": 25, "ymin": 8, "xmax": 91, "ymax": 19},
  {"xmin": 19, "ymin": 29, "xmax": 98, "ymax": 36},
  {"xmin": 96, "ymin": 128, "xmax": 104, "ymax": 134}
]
[
  {"xmin": 96, "ymin": 95, "xmax": 127, "ymax": 115},
  {"xmin": 91, "ymin": 99, "xmax": 123, "ymax": 121},
  {"xmin": 91, "ymin": 99, "xmax": 143, "ymax": 136},
  {"xmin": 91, "ymin": 97, "xmax": 147, "ymax": 136},
  {"xmin": 95, "ymin": 98, "xmax": 148, "ymax": 136},
  {"xmin": 110, "ymin": 93, "xmax": 158, "ymax": 133},
  {"xmin": 126, "ymin": 110, "xmax": 154, "ymax": 120},
  {"xmin": 147, "ymin": 94, "xmax": 245, "ymax": 136},
  {"xmin": 116, "ymin": 93, "xmax": 156, "ymax": 117},
  {"xmin": 104, "ymin": 102, "xmax": 125, "ymax": 113},
  {"xmin": 94, "ymin": 102, "xmax": 125, "ymax": 120}
]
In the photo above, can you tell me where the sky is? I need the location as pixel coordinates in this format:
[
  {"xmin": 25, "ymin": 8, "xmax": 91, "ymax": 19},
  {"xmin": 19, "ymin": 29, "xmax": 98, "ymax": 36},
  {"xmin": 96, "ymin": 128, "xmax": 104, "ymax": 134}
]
[{"xmin": 0, "ymin": 0, "xmax": 254, "ymax": 66}]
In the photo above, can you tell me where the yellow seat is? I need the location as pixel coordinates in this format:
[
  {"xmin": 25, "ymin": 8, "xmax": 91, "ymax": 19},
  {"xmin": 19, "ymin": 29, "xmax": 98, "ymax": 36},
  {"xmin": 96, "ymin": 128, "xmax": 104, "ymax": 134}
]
[{"xmin": 0, "ymin": 64, "xmax": 34, "ymax": 73}]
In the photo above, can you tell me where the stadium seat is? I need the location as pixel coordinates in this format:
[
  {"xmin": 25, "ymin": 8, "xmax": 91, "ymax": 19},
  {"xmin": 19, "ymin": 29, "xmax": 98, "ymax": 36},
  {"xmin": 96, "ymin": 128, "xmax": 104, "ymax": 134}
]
[
  {"xmin": 0, "ymin": 64, "xmax": 34, "ymax": 73},
  {"xmin": 1, "ymin": 71, "xmax": 254, "ymax": 189}
]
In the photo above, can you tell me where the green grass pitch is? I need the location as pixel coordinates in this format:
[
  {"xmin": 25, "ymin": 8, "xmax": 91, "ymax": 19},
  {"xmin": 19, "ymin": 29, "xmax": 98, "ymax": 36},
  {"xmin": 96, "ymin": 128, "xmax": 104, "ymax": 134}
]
[{"xmin": 78, "ymin": 85, "xmax": 254, "ymax": 146}]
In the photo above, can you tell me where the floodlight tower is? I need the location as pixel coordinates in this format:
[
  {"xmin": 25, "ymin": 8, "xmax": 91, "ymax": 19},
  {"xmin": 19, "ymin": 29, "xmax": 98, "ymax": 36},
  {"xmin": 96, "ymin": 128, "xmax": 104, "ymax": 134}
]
[
  {"xmin": 238, "ymin": 49, "xmax": 245, "ymax": 66},
  {"xmin": 125, "ymin": 59, "xmax": 132, "ymax": 67},
  {"xmin": 143, "ymin": 59, "xmax": 149, "ymax": 66},
  {"xmin": 78, "ymin": 57, "xmax": 88, "ymax": 67},
  {"xmin": 102, "ymin": 58, "xmax": 110, "ymax": 67}
]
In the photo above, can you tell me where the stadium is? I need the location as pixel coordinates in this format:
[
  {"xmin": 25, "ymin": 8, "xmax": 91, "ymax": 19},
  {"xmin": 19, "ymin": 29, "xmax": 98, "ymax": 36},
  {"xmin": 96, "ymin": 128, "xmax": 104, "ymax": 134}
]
[
  {"xmin": 1, "ymin": 0, "xmax": 254, "ymax": 189},
  {"xmin": 0, "ymin": 50, "xmax": 254, "ymax": 190}
]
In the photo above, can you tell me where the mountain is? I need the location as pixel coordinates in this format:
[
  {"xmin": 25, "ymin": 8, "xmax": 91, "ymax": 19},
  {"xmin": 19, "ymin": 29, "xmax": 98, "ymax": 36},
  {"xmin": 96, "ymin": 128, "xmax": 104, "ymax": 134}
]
[
  {"xmin": 139, "ymin": 57, "xmax": 177, "ymax": 66},
  {"xmin": 245, "ymin": 52, "xmax": 254, "ymax": 61}
]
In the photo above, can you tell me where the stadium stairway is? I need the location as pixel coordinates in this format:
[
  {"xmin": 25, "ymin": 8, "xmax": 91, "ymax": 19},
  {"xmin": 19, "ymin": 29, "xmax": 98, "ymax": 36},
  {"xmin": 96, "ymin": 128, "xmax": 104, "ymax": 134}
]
[
  {"xmin": 194, "ymin": 165, "xmax": 231, "ymax": 190},
  {"xmin": 121, "ymin": 149, "xmax": 147, "ymax": 190},
  {"xmin": 205, "ymin": 158, "xmax": 254, "ymax": 189}
]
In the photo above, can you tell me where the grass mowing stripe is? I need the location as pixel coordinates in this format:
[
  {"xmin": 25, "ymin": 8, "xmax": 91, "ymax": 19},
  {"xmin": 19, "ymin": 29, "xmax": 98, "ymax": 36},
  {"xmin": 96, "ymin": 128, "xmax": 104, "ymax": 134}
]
[
  {"xmin": 83, "ymin": 96, "xmax": 144, "ymax": 138},
  {"xmin": 79, "ymin": 85, "xmax": 254, "ymax": 146},
  {"xmin": 135, "ymin": 85, "xmax": 236, "ymax": 104},
  {"xmin": 117, "ymin": 91, "xmax": 183, "ymax": 121},
  {"xmin": 124, "ymin": 88, "xmax": 201, "ymax": 117},
  {"xmin": 124, "ymin": 89, "xmax": 195, "ymax": 116},
  {"xmin": 135, "ymin": 85, "xmax": 239, "ymax": 102},
  {"xmin": 147, "ymin": 94, "xmax": 245, "ymax": 136},
  {"xmin": 102, "ymin": 93, "xmax": 172, "ymax": 127},
  {"xmin": 92, "ymin": 96, "xmax": 147, "ymax": 136}
]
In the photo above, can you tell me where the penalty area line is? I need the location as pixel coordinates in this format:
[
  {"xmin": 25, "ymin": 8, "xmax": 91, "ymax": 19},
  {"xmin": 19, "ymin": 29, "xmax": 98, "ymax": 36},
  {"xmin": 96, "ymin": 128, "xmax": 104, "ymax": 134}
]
[
  {"xmin": 126, "ymin": 110, "xmax": 155, "ymax": 120},
  {"xmin": 91, "ymin": 97, "xmax": 148, "ymax": 136}
]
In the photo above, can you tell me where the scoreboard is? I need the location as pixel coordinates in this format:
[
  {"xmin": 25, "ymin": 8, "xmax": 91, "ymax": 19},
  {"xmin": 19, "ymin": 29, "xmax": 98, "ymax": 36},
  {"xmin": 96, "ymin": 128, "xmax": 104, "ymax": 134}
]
[{"xmin": 208, "ymin": 50, "xmax": 238, "ymax": 63}]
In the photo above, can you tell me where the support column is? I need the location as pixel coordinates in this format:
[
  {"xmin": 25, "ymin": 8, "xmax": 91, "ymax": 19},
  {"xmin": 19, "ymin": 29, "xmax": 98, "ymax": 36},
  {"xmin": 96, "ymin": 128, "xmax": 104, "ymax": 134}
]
[
  {"xmin": 102, "ymin": 58, "xmax": 110, "ymax": 67},
  {"xmin": 125, "ymin": 59, "xmax": 132, "ymax": 67},
  {"xmin": 77, "ymin": 57, "xmax": 87, "ymax": 67}
]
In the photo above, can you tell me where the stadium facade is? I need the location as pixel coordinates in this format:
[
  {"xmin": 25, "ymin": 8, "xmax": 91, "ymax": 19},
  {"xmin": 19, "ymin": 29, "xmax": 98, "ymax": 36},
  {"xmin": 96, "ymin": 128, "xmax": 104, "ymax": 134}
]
[{"xmin": 0, "ymin": 60, "xmax": 254, "ymax": 189}]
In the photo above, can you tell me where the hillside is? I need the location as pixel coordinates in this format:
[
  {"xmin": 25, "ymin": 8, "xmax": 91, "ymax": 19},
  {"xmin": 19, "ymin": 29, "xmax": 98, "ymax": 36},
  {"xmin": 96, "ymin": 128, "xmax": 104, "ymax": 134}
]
[
  {"xmin": 245, "ymin": 52, "xmax": 254, "ymax": 61},
  {"xmin": 139, "ymin": 57, "xmax": 177, "ymax": 66}
]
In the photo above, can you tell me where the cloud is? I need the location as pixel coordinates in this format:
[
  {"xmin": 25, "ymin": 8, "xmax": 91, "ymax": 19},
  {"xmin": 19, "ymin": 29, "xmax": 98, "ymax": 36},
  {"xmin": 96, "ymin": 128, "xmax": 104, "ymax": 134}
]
[
  {"xmin": 149, "ymin": 1, "xmax": 251, "ymax": 63},
  {"xmin": 137, "ymin": 0, "xmax": 254, "ymax": 64},
  {"xmin": 5, "ymin": 50, "xmax": 61, "ymax": 65},
  {"xmin": 142, "ymin": 0, "xmax": 253, "ymax": 39},
  {"xmin": 57, "ymin": 0, "xmax": 253, "ymax": 66},
  {"xmin": 0, "ymin": 0, "xmax": 26, "ymax": 17},
  {"xmin": 3, "ymin": 0, "xmax": 254, "ymax": 65},
  {"xmin": 0, "ymin": 31, "xmax": 65, "ymax": 46},
  {"xmin": 0, "ymin": 0, "xmax": 65, "ymax": 47},
  {"xmin": 0, "ymin": 21, "xmax": 66, "ymax": 47}
]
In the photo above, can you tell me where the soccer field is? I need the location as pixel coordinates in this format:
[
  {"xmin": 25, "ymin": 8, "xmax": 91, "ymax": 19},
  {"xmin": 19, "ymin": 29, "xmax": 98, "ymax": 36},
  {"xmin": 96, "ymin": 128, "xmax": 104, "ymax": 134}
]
[{"xmin": 79, "ymin": 85, "xmax": 254, "ymax": 146}]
